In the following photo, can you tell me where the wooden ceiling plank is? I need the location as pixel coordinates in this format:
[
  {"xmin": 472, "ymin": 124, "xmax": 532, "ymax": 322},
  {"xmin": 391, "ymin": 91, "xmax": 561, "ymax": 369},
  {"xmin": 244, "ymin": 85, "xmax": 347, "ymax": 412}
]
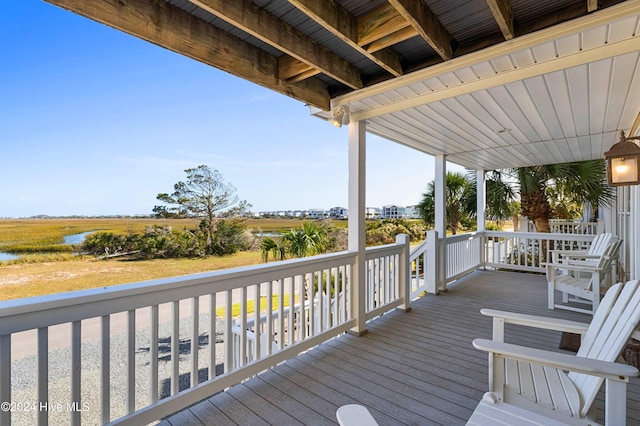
[
  {"xmin": 45, "ymin": 0, "xmax": 330, "ymax": 110},
  {"xmin": 486, "ymin": 0, "xmax": 516, "ymax": 40},
  {"xmin": 357, "ymin": 3, "xmax": 412, "ymax": 47},
  {"xmin": 387, "ymin": 0, "xmax": 453, "ymax": 60},
  {"xmin": 289, "ymin": 0, "xmax": 403, "ymax": 77},
  {"xmin": 365, "ymin": 27, "xmax": 418, "ymax": 53},
  {"xmin": 189, "ymin": 0, "xmax": 363, "ymax": 90}
]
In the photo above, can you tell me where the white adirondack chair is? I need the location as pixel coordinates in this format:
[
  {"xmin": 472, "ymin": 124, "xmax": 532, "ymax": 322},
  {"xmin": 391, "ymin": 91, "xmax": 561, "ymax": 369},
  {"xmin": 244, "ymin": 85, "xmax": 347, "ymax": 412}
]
[
  {"xmin": 548, "ymin": 232, "xmax": 614, "ymax": 265},
  {"xmin": 546, "ymin": 240, "xmax": 621, "ymax": 315},
  {"xmin": 467, "ymin": 280, "xmax": 640, "ymax": 425}
]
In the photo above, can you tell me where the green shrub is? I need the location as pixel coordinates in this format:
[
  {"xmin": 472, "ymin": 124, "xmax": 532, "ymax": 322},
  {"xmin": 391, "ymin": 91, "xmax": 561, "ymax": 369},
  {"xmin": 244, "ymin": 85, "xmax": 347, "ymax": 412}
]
[
  {"xmin": 365, "ymin": 219, "xmax": 426, "ymax": 245},
  {"xmin": 82, "ymin": 220, "xmax": 250, "ymax": 259}
]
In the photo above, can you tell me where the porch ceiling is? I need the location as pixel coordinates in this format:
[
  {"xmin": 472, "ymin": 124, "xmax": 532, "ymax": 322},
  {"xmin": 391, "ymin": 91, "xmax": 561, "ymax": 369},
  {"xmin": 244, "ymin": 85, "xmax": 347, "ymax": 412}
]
[{"xmin": 45, "ymin": 0, "xmax": 640, "ymax": 171}]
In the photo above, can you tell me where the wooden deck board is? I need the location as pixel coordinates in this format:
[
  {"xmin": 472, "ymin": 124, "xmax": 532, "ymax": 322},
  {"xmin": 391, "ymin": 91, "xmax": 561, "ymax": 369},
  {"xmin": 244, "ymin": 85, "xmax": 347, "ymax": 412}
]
[{"xmin": 163, "ymin": 270, "xmax": 640, "ymax": 425}]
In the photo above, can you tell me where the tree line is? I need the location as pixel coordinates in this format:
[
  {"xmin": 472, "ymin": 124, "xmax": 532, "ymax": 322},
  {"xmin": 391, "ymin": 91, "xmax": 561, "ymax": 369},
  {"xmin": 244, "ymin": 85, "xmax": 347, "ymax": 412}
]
[{"xmin": 84, "ymin": 160, "xmax": 613, "ymax": 260}]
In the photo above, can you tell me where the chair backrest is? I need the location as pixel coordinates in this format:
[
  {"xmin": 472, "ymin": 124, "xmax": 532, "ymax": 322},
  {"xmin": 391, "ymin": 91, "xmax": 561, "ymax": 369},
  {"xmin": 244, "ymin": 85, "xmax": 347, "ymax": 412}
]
[
  {"xmin": 590, "ymin": 238, "xmax": 621, "ymax": 270},
  {"xmin": 570, "ymin": 280, "xmax": 640, "ymax": 416},
  {"xmin": 587, "ymin": 232, "xmax": 613, "ymax": 257}
]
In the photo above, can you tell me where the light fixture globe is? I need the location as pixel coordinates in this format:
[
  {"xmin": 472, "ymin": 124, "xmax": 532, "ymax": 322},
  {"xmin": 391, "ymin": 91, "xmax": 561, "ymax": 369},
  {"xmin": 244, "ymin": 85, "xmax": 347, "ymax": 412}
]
[
  {"xmin": 329, "ymin": 106, "xmax": 349, "ymax": 128},
  {"xmin": 604, "ymin": 131, "xmax": 640, "ymax": 186}
]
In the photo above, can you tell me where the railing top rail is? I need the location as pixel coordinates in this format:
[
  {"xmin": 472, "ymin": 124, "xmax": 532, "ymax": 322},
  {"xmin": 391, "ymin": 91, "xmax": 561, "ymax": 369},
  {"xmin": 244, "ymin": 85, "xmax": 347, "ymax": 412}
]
[
  {"xmin": 409, "ymin": 238, "xmax": 429, "ymax": 260},
  {"xmin": 445, "ymin": 231, "xmax": 482, "ymax": 244},
  {"xmin": 366, "ymin": 242, "xmax": 404, "ymax": 258},
  {"xmin": 0, "ymin": 250, "xmax": 358, "ymax": 334},
  {"xmin": 484, "ymin": 231, "xmax": 595, "ymax": 242}
]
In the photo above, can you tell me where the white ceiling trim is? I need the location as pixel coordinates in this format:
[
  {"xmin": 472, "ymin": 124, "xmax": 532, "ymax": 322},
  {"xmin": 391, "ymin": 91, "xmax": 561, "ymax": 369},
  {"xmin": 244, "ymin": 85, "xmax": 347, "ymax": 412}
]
[
  {"xmin": 350, "ymin": 34, "xmax": 639, "ymax": 122},
  {"xmin": 331, "ymin": 0, "xmax": 640, "ymax": 110}
]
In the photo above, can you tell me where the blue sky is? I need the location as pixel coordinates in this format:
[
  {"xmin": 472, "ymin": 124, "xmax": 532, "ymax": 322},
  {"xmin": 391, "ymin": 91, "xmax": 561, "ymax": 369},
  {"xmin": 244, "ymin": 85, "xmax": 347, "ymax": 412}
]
[{"xmin": 1, "ymin": 1, "xmax": 463, "ymax": 218}]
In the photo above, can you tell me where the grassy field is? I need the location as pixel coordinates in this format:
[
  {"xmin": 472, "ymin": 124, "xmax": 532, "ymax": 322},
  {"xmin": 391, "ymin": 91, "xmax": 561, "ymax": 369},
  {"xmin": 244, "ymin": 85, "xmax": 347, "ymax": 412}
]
[
  {"xmin": 0, "ymin": 218, "xmax": 345, "ymax": 301},
  {"xmin": 0, "ymin": 251, "xmax": 265, "ymax": 301}
]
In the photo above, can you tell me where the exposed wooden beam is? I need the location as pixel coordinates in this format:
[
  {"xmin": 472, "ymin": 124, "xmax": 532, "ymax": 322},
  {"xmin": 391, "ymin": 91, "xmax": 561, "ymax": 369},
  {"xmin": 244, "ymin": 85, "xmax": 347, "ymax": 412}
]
[
  {"xmin": 588, "ymin": 0, "xmax": 599, "ymax": 12},
  {"xmin": 289, "ymin": 0, "xmax": 404, "ymax": 77},
  {"xmin": 365, "ymin": 27, "xmax": 418, "ymax": 53},
  {"xmin": 486, "ymin": 0, "xmax": 515, "ymax": 40},
  {"xmin": 357, "ymin": 3, "xmax": 412, "ymax": 46},
  {"xmin": 278, "ymin": 56, "xmax": 320, "ymax": 81},
  {"xmin": 190, "ymin": 0, "xmax": 363, "ymax": 90},
  {"xmin": 387, "ymin": 0, "xmax": 453, "ymax": 60},
  {"xmin": 45, "ymin": 0, "xmax": 330, "ymax": 110}
]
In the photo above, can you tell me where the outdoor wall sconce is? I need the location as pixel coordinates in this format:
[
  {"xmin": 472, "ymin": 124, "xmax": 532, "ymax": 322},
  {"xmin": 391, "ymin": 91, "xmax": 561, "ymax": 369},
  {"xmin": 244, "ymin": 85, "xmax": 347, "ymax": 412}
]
[
  {"xmin": 604, "ymin": 131, "xmax": 640, "ymax": 186},
  {"xmin": 329, "ymin": 106, "xmax": 349, "ymax": 128}
]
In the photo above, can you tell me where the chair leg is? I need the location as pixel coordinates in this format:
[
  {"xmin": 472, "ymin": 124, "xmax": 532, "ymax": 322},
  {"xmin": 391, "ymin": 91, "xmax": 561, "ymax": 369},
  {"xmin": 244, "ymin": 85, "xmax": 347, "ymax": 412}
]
[
  {"xmin": 592, "ymin": 274, "xmax": 601, "ymax": 315},
  {"xmin": 548, "ymin": 281, "xmax": 555, "ymax": 310}
]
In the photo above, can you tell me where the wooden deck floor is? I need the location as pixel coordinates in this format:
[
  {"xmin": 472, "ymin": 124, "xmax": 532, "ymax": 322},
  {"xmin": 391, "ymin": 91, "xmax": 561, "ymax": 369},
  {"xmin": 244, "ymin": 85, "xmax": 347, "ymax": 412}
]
[{"xmin": 160, "ymin": 270, "xmax": 640, "ymax": 425}]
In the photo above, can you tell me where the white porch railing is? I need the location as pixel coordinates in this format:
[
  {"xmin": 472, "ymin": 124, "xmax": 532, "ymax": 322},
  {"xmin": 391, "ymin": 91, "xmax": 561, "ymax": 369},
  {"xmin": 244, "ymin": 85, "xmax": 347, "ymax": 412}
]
[
  {"xmin": 409, "ymin": 238, "xmax": 429, "ymax": 299},
  {"xmin": 0, "ymin": 238, "xmax": 410, "ymax": 426},
  {"xmin": 421, "ymin": 230, "xmax": 596, "ymax": 293},
  {"xmin": 445, "ymin": 232, "xmax": 483, "ymax": 283},
  {"xmin": 483, "ymin": 231, "xmax": 594, "ymax": 273},
  {"xmin": 523, "ymin": 219, "xmax": 604, "ymax": 234}
]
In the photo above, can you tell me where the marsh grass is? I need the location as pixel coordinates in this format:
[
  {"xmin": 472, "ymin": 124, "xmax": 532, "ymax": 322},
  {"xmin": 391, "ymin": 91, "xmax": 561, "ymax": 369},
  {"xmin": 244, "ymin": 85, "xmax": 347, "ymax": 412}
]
[{"xmin": 0, "ymin": 218, "xmax": 345, "ymax": 300}]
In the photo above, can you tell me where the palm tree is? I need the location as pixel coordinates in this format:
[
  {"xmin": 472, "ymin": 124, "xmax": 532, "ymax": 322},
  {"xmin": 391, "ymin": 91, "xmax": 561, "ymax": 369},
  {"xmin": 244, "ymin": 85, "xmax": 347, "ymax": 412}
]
[
  {"xmin": 260, "ymin": 237, "xmax": 286, "ymax": 262},
  {"xmin": 467, "ymin": 170, "xmax": 518, "ymax": 225},
  {"xmin": 260, "ymin": 221, "xmax": 332, "ymax": 261},
  {"xmin": 515, "ymin": 160, "xmax": 613, "ymax": 232},
  {"xmin": 418, "ymin": 172, "xmax": 475, "ymax": 234}
]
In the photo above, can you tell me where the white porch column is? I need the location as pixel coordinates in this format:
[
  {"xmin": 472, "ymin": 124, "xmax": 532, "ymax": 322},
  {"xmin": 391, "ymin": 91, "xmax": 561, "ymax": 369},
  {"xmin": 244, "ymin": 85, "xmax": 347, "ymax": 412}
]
[
  {"xmin": 476, "ymin": 169, "xmax": 486, "ymax": 232},
  {"xmin": 477, "ymin": 169, "xmax": 486, "ymax": 269},
  {"xmin": 434, "ymin": 154, "xmax": 447, "ymax": 291},
  {"xmin": 348, "ymin": 119, "xmax": 367, "ymax": 335},
  {"xmin": 632, "ymin": 186, "xmax": 639, "ymax": 280}
]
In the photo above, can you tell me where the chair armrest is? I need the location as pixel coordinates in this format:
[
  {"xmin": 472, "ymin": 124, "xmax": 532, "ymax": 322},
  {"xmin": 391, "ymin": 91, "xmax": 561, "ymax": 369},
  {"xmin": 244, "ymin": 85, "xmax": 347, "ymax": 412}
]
[
  {"xmin": 542, "ymin": 262, "xmax": 601, "ymax": 273},
  {"xmin": 564, "ymin": 254, "xmax": 600, "ymax": 259},
  {"xmin": 480, "ymin": 308, "xmax": 590, "ymax": 335},
  {"xmin": 472, "ymin": 339, "xmax": 639, "ymax": 380},
  {"xmin": 549, "ymin": 249, "xmax": 589, "ymax": 255},
  {"xmin": 336, "ymin": 405, "xmax": 378, "ymax": 426}
]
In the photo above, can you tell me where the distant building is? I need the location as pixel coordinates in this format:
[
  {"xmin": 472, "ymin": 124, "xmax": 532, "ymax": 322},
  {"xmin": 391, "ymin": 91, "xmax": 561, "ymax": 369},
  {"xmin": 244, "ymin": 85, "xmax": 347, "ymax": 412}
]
[
  {"xmin": 381, "ymin": 205, "xmax": 405, "ymax": 219},
  {"xmin": 404, "ymin": 205, "xmax": 421, "ymax": 219},
  {"xmin": 329, "ymin": 207, "xmax": 347, "ymax": 219},
  {"xmin": 307, "ymin": 209, "xmax": 327, "ymax": 219},
  {"xmin": 365, "ymin": 207, "xmax": 381, "ymax": 220}
]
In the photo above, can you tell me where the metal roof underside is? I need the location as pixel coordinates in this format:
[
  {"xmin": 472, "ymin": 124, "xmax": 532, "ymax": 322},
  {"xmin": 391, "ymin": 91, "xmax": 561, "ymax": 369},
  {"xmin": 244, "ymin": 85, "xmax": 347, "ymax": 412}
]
[{"xmin": 46, "ymin": 0, "xmax": 640, "ymax": 171}]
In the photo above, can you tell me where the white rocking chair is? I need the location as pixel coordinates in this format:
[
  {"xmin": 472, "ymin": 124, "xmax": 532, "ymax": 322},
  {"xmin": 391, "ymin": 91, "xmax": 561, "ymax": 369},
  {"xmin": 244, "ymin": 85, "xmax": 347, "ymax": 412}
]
[{"xmin": 467, "ymin": 280, "xmax": 640, "ymax": 425}]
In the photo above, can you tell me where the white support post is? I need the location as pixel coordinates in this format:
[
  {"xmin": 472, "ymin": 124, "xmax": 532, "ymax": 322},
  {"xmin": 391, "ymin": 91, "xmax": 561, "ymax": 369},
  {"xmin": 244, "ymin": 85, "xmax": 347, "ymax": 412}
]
[
  {"xmin": 477, "ymin": 169, "xmax": 486, "ymax": 268},
  {"xmin": 395, "ymin": 234, "xmax": 411, "ymax": 312},
  {"xmin": 348, "ymin": 119, "xmax": 367, "ymax": 336},
  {"xmin": 520, "ymin": 216, "xmax": 529, "ymax": 233},
  {"xmin": 435, "ymin": 155, "xmax": 447, "ymax": 291},
  {"xmin": 426, "ymin": 230, "xmax": 439, "ymax": 295}
]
